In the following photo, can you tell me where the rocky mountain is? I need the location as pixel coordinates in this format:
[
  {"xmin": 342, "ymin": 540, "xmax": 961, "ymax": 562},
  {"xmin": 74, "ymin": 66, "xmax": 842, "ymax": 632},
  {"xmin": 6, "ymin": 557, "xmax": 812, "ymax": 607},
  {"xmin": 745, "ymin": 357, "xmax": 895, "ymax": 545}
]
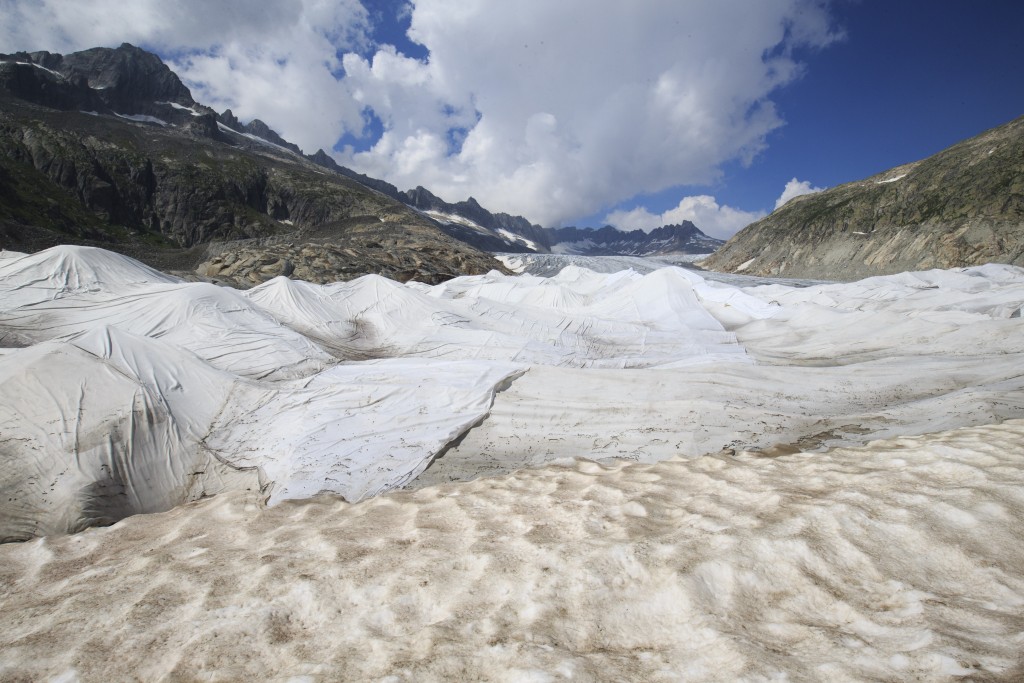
[
  {"xmin": 301, "ymin": 155, "xmax": 724, "ymax": 258},
  {"xmin": 217, "ymin": 109, "xmax": 303, "ymax": 155},
  {"xmin": 0, "ymin": 43, "xmax": 505, "ymax": 285},
  {"xmin": 373, "ymin": 184, "xmax": 722, "ymax": 257},
  {"xmin": 401, "ymin": 186, "xmax": 553, "ymax": 253},
  {"xmin": 0, "ymin": 43, "xmax": 195, "ymax": 115},
  {"xmin": 299, "ymin": 159, "xmax": 555, "ymax": 254},
  {"xmin": 701, "ymin": 115, "xmax": 1024, "ymax": 279},
  {"xmin": 547, "ymin": 222, "xmax": 722, "ymax": 256}
]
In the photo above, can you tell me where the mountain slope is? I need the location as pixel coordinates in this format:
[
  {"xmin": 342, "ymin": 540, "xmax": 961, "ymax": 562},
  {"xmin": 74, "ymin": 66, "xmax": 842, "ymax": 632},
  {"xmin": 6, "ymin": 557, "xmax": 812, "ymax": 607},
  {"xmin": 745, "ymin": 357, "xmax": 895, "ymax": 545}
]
[
  {"xmin": 701, "ymin": 115, "xmax": 1024, "ymax": 279},
  {"xmin": 0, "ymin": 44, "xmax": 505, "ymax": 285}
]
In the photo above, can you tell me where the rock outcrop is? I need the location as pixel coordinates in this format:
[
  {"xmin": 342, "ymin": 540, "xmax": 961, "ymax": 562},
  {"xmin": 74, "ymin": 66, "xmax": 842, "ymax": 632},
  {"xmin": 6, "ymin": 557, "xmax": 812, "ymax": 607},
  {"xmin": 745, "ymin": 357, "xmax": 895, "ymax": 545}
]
[{"xmin": 701, "ymin": 115, "xmax": 1024, "ymax": 280}]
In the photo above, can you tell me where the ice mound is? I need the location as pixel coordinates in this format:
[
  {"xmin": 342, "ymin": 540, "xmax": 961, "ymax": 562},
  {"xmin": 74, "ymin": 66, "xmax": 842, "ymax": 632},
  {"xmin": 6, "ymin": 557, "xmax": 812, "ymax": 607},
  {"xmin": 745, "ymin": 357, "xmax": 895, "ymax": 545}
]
[
  {"xmin": 1, "ymin": 421, "xmax": 1021, "ymax": 680},
  {"xmin": 247, "ymin": 267, "xmax": 751, "ymax": 368},
  {"xmin": 728, "ymin": 264, "xmax": 1024, "ymax": 364},
  {"xmin": 243, "ymin": 275, "xmax": 360, "ymax": 356},
  {"xmin": 0, "ymin": 326, "xmax": 521, "ymax": 539},
  {"xmin": 0, "ymin": 245, "xmax": 178, "ymax": 303},
  {"xmin": 205, "ymin": 358, "xmax": 524, "ymax": 504},
  {"xmin": 0, "ymin": 327, "xmax": 250, "ymax": 541},
  {"xmin": 0, "ymin": 253, "xmax": 334, "ymax": 379}
]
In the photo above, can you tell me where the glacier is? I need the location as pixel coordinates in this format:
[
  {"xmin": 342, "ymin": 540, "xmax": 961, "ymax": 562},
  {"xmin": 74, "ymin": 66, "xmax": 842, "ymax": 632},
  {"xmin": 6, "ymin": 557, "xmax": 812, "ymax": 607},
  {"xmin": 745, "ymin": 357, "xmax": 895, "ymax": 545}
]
[
  {"xmin": 1, "ymin": 245, "xmax": 1023, "ymax": 680},
  {"xmin": 2, "ymin": 245, "xmax": 1023, "ymax": 537}
]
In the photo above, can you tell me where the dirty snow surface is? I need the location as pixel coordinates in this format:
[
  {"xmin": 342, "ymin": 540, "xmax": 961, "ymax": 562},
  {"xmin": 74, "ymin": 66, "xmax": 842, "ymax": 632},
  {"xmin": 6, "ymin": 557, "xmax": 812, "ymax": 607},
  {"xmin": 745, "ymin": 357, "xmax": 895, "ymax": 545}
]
[{"xmin": 2, "ymin": 245, "xmax": 1024, "ymax": 681}]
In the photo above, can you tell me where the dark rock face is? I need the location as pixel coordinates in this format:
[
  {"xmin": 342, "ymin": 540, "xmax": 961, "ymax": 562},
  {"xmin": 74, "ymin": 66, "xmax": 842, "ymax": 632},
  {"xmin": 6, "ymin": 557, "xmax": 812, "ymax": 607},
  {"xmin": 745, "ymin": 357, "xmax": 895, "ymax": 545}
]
[
  {"xmin": 701, "ymin": 115, "xmax": 1024, "ymax": 279},
  {"xmin": 0, "ymin": 43, "xmax": 196, "ymax": 118},
  {"xmin": 0, "ymin": 45, "xmax": 506, "ymax": 285},
  {"xmin": 0, "ymin": 60, "xmax": 105, "ymax": 112},
  {"xmin": 547, "ymin": 222, "xmax": 723, "ymax": 256},
  {"xmin": 56, "ymin": 43, "xmax": 195, "ymax": 110}
]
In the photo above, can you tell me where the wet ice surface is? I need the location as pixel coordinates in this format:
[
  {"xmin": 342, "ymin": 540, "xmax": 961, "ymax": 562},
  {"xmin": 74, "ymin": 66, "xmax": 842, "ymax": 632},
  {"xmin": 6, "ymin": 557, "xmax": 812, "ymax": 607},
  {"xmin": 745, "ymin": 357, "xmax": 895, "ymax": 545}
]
[{"xmin": 2, "ymin": 245, "xmax": 1024, "ymax": 680}]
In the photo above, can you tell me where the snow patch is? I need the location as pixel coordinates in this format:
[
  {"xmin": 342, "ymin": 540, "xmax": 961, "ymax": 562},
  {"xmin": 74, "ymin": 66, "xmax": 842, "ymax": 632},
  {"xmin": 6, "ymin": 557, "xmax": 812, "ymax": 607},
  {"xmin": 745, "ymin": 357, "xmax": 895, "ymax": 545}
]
[
  {"xmin": 495, "ymin": 254, "xmax": 528, "ymax": 273},
  {"xmin": 14, "ymin": 61, "xmax": 62, "ymax": 78},
  {"xmin": 496, "ymin": 228, "xmax": 538, "ymax": 250},
  {"xmin": 114, "ymin": 113, "xmax": 169, "ymax": 126},
  {"xmin": 422, "ymin": 209, "xmax": 487, "ymax": 232},
  {"xmin": 3, "ymin": 420, "xmax": 1024, "ymax": 680},
  {"xmin": 876, "ymin": 173, "xmax": 907, "ymax": 184},
  {"xmin": 216, "ymin": 122, "xmax": 296, "ymax": 155},
  {"xmin": 157, "ymin": 101, "xmax": 205, "ymax": 116}
]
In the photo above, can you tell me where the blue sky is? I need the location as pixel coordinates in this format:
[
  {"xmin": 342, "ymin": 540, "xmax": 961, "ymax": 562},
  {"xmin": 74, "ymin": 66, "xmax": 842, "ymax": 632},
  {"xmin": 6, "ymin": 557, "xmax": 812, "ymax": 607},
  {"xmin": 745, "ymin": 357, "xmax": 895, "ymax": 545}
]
[
  {"xmin": 587, "ymin": 0, "xmax": 1024, "ymax": 230},
  {"xmin": 2, "ymin": 1, "xmax": 1021, "ymax": 237}
]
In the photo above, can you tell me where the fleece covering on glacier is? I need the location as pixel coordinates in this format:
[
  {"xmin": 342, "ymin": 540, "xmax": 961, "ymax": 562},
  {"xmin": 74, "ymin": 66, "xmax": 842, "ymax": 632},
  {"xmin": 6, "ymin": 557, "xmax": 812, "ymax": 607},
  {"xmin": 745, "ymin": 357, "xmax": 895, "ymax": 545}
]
[{"xmin": 1, "ymin": 245, "xmax": 1024, "ymax": 541}]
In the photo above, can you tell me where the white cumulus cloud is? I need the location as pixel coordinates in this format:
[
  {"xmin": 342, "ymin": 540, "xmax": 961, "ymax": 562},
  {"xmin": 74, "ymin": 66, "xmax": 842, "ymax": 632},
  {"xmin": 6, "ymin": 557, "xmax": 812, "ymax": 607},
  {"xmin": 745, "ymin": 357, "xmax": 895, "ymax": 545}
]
[
  {"xmin": 342, "ymin": 0, "xmax": 840, "ymax": 225},
  {"xmin": 0, "ymin": 0, "xmax": 841, "ymax": 226},
  {"xmin": 775, "ymin": 177, "xmax": 826, "ymax": 209},
  {"xmin": 605, "ymin": 196, "xmax": 766, "ymax": 240}
]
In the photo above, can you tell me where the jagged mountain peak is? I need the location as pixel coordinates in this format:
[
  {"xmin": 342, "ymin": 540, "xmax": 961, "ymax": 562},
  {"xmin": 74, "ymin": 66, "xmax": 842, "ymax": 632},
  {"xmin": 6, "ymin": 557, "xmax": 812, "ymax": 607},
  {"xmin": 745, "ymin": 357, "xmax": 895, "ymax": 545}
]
[
  {"xmin": 214, "ymin": 111, "xmax": 303, "ymax": 155},
  {"xmin": 0, "ymin": 42, "xmax": 198, "ymax": 120}
]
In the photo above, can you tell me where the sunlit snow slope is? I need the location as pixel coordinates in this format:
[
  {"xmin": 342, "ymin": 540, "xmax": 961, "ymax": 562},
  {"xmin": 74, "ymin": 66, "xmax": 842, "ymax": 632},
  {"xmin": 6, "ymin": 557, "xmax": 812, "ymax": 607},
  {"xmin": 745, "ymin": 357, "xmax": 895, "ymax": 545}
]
[{"xmin": 1, "ymin": 246, "xmax": 1023, "ymax": 541}]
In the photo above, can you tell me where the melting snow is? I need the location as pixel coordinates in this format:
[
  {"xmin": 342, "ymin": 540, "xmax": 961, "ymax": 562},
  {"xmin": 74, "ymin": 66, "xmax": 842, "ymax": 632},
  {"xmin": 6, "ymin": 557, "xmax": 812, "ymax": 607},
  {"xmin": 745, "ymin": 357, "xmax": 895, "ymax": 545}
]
[
  {"xmin": 156, "ymin": 101, "xmax": 205, "ymax": 116},
  {"xmin": 422, "ymin": 209, "xmax": 487, "ymax": 232},
  {"xmin": 1, "ymin": 421, "xmax": 1022, "ymax": 680},
  {"xmin": 13, "ymin": 61, "xmax": 63, "ymax": 78},
  {"xmin": 496, "ymin": 228, "xmax": 539, "ymax": 250},
  {"xmin": 114, "ymin": 112, "xmax": 168, "ymax": 126},
  {"xmin": 216, "ymin": 122, "xmax": 296, "ymax": 154},
  {"xmin": 1, "ymin": 245, "xmax": 1023, "ymax": 679},
  {"xmin": 876, "ymin": 173, "xmax": 908, "ymax": 184}
]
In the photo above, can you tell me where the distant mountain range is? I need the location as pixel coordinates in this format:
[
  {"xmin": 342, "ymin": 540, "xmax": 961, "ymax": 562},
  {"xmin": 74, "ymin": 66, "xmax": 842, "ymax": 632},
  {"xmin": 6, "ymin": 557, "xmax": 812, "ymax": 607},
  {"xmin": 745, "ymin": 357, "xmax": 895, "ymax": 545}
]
[
  {"xmin": 0, "ymin": 43, "xmax": 721, "ymax": 287},
  {"xmin": 305, "ymin": 152, "xmax": 722, "ymax": 256},
  {"xmin": 702, "ymin": 115, "xmax": 1024, "ymax": 279}
]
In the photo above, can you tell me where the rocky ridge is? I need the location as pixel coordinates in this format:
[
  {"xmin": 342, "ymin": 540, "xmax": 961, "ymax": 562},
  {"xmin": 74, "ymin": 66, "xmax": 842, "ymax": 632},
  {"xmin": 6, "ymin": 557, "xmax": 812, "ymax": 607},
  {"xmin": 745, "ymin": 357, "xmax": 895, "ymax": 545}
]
[
  {"xmin": 547, "ymin": 223, "xmax": 723, "ymax": 256},
  {"xmin": 701, "ymin": 115, "xmax": 1024, "ymax": 279},
  {"xmin": 304, "ymin": 155, "xmax": 722, "ymax": 257}
]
